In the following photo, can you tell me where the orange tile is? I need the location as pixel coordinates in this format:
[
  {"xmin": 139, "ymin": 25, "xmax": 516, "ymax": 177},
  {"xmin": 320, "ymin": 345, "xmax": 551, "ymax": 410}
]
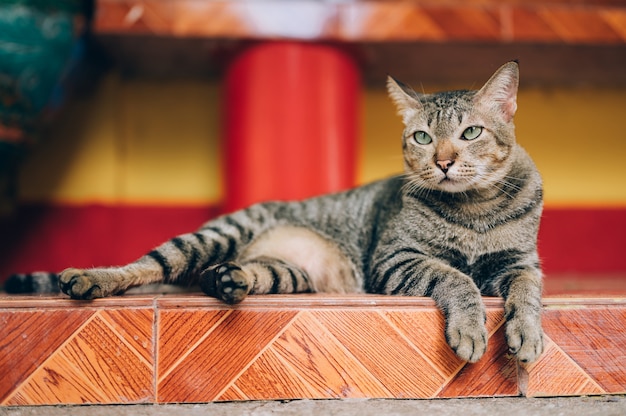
[
  {"xmin": 314, "ymin": 310, "xmax": 446, "ymax": 398},
  {"xmin": 157, "ymin": 308, "xmax": 231, "ymax": 378},
  {"xmin": 5, "ymin": 313, "xmax": 153, "ymax": 405},
  {"xmin": 541, "ymin": 307, "xmax": 626, "ymax": 393},
  {"xmin": 157, "ymin": 309, "xmax": 298, "ymax": 402},
  {"xmin": 381, "ymin": 309, "xmax": 463, "ymax": 378},
  {"xmin": 269, "ymin": 311, "xmax": 391, "ymax": 399},
  {"xmin": 524, "ymin": 337, "xmax": 605, "ymax": 397},
  {"xmin": 230, "ymin": 348, "xmax": 317, "ymax": 400},
  {"xmin": 2, "ymin": 294, "xmax": 625, "ymax": 405},
  {"xmin": 217, "ymin": 385, "xmax": 249, "ymax": 401},
  {"xmin": 101, "ymin": 309, "xmax": 154, "ymax": 364},
  {"xmin": 0, "ymin": 309, "xmax": 94, "ymax": 403},
  {"xmin": 438, "ymin": 325, "xmax": 519, "ymax": 397}
]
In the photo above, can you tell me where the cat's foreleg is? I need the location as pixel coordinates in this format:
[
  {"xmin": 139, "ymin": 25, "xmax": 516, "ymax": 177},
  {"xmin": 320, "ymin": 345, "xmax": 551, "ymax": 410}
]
[
  {"xmin": 373, "ymin": 256, "xmax": 488, "ymax": 363},
  {"xmin": 59, "ymin": 227, "xmax": 238, "ymax": 299},
  {"xmin": 59, "ymin": 259, "xmax": 164, "ymax": 300},
  {"xmin": 497, "ymin": 269, "xmax": 544, "ymax": 363},
  {"xmin": 423, "ymin": 267, "xmax": 488, "ymax": 363}
]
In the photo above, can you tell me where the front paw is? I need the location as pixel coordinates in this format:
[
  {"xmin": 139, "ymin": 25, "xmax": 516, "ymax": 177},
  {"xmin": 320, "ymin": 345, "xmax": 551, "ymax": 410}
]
[
  {"xmin": 506, "ymin": 314, "xmax": 544, "ymax": 364},
  {"xmin": 59, "ymin": 268, "xmax": 105, "ymax": 300},
  {"xmin": 446, "ymin": 315, "xmax": 488, "ymax": 363}
]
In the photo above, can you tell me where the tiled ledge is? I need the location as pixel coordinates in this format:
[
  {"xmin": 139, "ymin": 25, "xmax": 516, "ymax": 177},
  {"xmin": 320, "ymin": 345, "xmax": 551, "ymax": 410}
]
[{"xmin": 1, "ymin": 294, "xmax": 625, "ymax": 405}]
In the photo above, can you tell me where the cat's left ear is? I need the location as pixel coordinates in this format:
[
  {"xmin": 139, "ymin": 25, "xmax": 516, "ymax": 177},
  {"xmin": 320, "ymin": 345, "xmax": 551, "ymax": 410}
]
[
  {"xmin": 475, "ymin": 61, "xmax": 519, "ymax": 122},
  {"xmin": 387, "ymin": 76, "xmax": 423, "ymax": 124}
]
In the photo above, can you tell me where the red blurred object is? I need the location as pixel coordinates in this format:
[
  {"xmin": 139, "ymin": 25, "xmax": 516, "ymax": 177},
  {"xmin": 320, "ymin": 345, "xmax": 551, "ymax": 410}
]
[{"xmin": 223, "ymin": 41, "xmax": 361, "ymax": 213}]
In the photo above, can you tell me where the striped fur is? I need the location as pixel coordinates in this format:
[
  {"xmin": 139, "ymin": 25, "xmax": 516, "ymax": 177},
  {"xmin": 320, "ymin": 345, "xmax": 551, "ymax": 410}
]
[{"xmin": 5, "ymin": 62, "xmax": 544, "ymax": 363}]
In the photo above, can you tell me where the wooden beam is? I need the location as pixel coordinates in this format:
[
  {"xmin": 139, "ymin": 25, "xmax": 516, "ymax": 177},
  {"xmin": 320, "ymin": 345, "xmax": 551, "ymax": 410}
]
[{"xmin": 93, "ymin": 0, "xmax": 626, "ymax": 44}]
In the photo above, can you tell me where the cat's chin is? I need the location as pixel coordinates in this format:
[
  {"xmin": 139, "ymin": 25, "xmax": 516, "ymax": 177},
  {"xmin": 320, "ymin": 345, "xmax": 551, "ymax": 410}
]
[{"xmin": 433, "ymin": 178, "xmax": 473, "ymax": 194}]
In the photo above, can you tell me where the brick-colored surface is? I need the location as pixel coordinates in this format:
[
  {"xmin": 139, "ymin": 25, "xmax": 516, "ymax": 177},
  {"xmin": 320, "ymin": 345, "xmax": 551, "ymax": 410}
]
[{"xmin": 1, "ymin": 294, "xmax": 625, "ymax": 405}]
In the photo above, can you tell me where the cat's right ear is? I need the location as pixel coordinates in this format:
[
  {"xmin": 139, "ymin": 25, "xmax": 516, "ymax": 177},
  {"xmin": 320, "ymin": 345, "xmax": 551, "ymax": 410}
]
[{"xmin": 387, "ymin": 76, "xmax": 423, "ymax": 124}]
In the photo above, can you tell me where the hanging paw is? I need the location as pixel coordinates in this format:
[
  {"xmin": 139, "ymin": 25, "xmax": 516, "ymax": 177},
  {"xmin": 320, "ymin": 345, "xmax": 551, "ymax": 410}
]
[
  {"xmin": 200, "ymin": 263, "xmax": 250, "ymax": 304},
  {"xmin": 506, "ymin": 314, "xmax": 544, "ymax": 364},
  {"xmin": 445, "ymin": 309, "xmax": 488, "ymax": 363}
]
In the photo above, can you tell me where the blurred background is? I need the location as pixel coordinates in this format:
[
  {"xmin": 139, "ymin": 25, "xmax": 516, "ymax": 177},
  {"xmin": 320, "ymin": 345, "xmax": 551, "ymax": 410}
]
[{"xmin": 1, "ymin": 0, "xmax": 625, "ymax": 294}]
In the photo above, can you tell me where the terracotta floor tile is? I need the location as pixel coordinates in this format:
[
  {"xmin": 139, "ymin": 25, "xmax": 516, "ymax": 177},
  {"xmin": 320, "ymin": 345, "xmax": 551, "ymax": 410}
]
[
  {"xmin": 269, "ymin": 311, "xmax": 392, "ymax": 399},
  {"xmin": 542, "ymin": 307, "xmax": 626, "ymax": 393},
  {"xmin": 157, "ymin": 309, "xmax": 231, "ymax": 377},
  {"xmin": 218, "ymin": 385, "xmax": 249, "ymax": 401},
  {"xmin": 2, "ymin": 294, "xmax": 625, "ymax": 405},
  {"xmin": 313, "ymin": 310, "xmax": 445, "ymax": 398},
  {"xmin": 100, "ymin": 309, "xmax": 154, "ymax": 365},
  {"xmin": 5, "ymin": 312, "xmax": 153, "ymax": 405},
  {"xmin": 381, "ymin": 310, "xmax": 463, "ymax": 378},
  {"xmin": 0, "ymin": 309, "xmax": 94, "ymax": 403},
  {"xmin": 524, "ymin": 337, "xmax": 605, "ymax": 397},
  {"xmin": 438, "ymin": 325, "xmax": 518, "ymax": 397},
  {"xmin": 230, "ymin": 348, "xmax": 317, "ymax": 400},
  {"xmin": 157, "ymin": 309, "xmax": 298, "ymax": 403}
]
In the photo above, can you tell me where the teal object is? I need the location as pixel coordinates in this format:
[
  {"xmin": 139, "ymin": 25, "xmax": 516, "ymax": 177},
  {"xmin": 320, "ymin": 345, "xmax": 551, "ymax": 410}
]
[
  {"xmin": 0, "ymin": 0, "xmax": 84, "ymax": 215},
  {"xmin": 0, "ymin": 1, "xmax": 81, "ymax": 132}
]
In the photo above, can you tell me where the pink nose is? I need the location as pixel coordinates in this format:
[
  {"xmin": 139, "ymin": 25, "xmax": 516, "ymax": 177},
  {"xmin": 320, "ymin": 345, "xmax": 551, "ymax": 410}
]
[{"xmin": 436, "ymin": 159, "xmax": 454, "ymax": 172}]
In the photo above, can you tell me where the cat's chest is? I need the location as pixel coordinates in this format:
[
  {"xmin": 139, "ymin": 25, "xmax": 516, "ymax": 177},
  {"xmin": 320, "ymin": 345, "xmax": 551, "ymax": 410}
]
[{"xmin": 418, "ymin": 218, "xmax": 527, "ymax": 279}]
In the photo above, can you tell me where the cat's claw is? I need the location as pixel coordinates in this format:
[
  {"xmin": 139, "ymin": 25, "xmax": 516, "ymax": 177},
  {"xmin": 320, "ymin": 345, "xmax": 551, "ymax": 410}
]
[
  {"xmin": 506, "ymin": 315, "xmax": 544, "ymax": 364},
  {"xmin": 200, "ymin": 263, "xmax": 250, "ymax": 304},
  {"xmin": 59, "ymin": 268, "xmax": 105, "ymax": 300},
  {"xmin": 446, "ymin": 316, "xmax": 488, "ymax": 363}
]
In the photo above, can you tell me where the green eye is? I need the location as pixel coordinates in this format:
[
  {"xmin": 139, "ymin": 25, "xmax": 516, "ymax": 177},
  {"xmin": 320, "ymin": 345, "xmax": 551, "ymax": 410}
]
[
  {"xmin": 413, "ymin": 131, "xmax": 432, "ymax": 145},
  {"xmin": 462, "ymin": 126, "xmax": 483, "ymax": 140}
]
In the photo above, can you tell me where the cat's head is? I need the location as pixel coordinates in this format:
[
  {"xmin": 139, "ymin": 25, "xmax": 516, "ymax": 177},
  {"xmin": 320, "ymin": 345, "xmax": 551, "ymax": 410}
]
[{"xmin": 387, "ymin": 61, "xmax": 519, "ymax": 194}]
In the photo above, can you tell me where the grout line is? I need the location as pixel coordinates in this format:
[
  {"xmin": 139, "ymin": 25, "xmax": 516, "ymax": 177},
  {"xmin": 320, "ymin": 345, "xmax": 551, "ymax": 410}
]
[
  {"xmin": 488, "ymin": 313, "xmax": 506, "ymax": 337},
  {"xmin": 153, "ymin": 299, "xmax": 158, "ymax": 403},
  {"xmin": 229, "ymin": 383, "xmax": 250, "ymax": 401}
]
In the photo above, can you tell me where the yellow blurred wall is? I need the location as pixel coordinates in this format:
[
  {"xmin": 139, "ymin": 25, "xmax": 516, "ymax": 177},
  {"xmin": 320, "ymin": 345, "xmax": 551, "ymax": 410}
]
[{"xmin": 18, "ymin": 72, "xmax": 626, "ymax": 207}]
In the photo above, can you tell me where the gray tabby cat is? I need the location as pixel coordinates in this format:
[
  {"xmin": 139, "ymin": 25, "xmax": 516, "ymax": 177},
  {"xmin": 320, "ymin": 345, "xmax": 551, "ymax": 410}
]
[{"xmin": 16, "ymin": 61, "xmax": 546, "ymax": 364}]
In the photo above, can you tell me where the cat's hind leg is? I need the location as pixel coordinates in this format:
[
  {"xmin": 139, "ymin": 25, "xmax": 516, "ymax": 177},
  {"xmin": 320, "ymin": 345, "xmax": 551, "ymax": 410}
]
[{"xmin": 199, "ymin": 257, "xmax": 312, "ymax": 304}]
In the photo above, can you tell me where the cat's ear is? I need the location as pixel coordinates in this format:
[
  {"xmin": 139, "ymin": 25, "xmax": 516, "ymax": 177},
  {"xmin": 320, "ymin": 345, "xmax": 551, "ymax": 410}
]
[
  {"xmin": 475, "ymin": 61, "xmax": 519, "ymax": 122},
  {"xmin": 387, "ymin": 76, "xmax": 423, "ymax": 124}
]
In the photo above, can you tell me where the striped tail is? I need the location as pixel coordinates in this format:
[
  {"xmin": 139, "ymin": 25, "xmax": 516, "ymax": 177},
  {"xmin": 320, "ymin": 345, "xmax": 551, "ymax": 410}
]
[{"xmin": 3, "ymin": 272, "xmax": 59, "ymax": 294}]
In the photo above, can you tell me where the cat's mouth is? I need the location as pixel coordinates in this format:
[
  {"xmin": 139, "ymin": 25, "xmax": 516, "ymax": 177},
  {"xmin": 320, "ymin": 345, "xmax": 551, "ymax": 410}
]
[{"xmin": 436, "ymin": 175, "xmax": 471, "ymax": 193}]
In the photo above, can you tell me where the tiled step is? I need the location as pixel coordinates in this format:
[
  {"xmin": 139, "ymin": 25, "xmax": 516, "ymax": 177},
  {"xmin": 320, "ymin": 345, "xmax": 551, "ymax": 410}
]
[{"xmin": 1, "ymin": 293, "xmax": 625, "ymax": 405}]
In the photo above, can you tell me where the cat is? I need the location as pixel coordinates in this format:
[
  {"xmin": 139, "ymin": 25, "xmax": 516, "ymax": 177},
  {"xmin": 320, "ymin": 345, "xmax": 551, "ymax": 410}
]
[{"xmin": 5, "ymin": 61, "xmax": 544, "ymax": 364}]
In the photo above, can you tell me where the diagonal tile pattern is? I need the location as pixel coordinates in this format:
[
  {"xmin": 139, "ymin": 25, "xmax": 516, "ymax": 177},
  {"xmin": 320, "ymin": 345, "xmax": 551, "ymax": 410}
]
[
  {"xmin": 0, "ymin": 308, "xmax": 94, "ymax": 403},
  {"xmin": 0, "ymin": 294, "xmax": 625, "ymax": 405},
  {"xmin": 6, "ymin": 314, "xmax": 154, "ymax": 405},
  {"xmin": 1, "ymin": 308, "xmax": 154, "ymax": 405},
  {"xmin": 157, "ymin": 309, "xmax": 299, "ymax": 402},
  {"xmin": 524, "ymin": 305, "xmax": 626, "ymax": 397}
]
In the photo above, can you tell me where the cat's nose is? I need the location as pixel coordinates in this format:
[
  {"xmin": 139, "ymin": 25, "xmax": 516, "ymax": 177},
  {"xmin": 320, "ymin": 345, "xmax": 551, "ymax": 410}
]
[{"xmin": 436, "ymin": 159, "xmax": 454, "ymax": 173}]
